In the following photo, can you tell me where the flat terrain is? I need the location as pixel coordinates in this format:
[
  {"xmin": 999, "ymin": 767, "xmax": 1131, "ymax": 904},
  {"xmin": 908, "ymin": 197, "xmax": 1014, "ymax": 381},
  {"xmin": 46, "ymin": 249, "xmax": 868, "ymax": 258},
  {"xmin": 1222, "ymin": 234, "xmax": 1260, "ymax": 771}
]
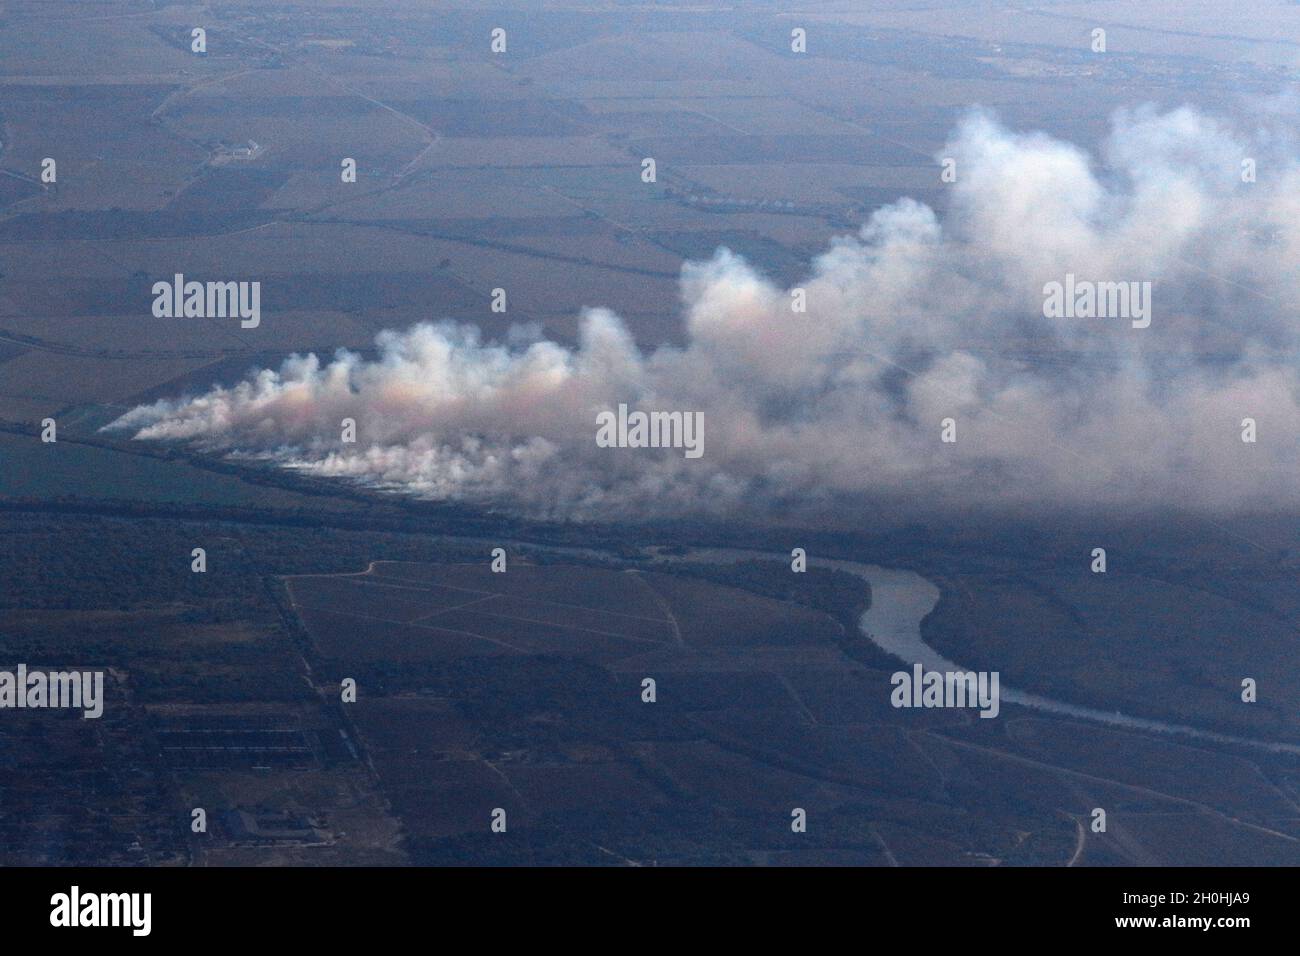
[
  {"xmin": 3, "ymin": 1, "xmax": 1299, "ymax": 867},
  {"xmin": 281, "ymin": 558, "xmax": 1300, "ymax": 866},
  {"xmin": 3, "ymin": 508, "xmax": 1298, "ymax": 866},
  {"xmin": 1, "ymin": 0, "xmax": 1291, "ymax": 499}
]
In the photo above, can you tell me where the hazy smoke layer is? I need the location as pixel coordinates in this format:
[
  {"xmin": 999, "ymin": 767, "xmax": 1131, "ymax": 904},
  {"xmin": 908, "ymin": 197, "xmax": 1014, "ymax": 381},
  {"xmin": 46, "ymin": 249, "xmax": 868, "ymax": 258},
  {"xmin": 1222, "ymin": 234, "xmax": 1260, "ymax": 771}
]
[{"xmin": 110, "ymin": 107, "xmax": 1300, "ymax": 521}]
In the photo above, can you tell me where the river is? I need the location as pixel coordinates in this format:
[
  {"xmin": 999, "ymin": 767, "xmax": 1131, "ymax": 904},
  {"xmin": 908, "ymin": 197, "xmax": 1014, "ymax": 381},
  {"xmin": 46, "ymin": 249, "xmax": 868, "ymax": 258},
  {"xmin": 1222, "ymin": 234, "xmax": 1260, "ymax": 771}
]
[{"xmin": 648, "ymin": 546, "xmax": 1300, "ymax": 756}]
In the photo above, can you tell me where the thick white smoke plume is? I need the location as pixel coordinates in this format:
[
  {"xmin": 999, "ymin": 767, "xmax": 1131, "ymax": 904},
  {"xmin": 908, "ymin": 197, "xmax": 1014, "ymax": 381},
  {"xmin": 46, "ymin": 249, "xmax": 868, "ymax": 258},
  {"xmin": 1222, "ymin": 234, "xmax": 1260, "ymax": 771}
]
[{"xmin": 109, "ymin": 107, "xmax": 1300, "ymax": 521}]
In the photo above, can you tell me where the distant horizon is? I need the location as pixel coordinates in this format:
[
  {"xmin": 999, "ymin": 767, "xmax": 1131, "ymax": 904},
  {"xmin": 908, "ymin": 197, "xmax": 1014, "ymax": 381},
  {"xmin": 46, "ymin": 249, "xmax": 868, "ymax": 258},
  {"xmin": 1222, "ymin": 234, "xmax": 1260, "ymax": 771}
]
[{"xmin": 2, "ymin": 0, "xmax": 1296, "ymax": 902}]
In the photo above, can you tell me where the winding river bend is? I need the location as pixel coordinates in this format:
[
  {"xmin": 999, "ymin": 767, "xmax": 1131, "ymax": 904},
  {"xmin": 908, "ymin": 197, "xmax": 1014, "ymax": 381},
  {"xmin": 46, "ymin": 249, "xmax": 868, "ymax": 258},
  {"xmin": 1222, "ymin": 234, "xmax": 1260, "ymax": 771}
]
[{"xmin": 651, "ymin": 547, "xmax": 1300, "ymax": 756}]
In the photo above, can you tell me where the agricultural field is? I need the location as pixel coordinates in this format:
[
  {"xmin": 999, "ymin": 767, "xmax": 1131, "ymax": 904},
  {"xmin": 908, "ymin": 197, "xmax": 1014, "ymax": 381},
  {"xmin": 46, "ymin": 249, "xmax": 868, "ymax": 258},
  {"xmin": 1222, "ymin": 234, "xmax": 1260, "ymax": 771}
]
[
  {"xmin": 283, "ymin": 556, "xmax": 1300, "ymax": 866},
  {"xmin": 2, "ymin": 0, "xmax": 1259, "ymax": 446},
  {"xmin": 2, "ymin": 0, "xmax": 1299, "ymax": 879}
]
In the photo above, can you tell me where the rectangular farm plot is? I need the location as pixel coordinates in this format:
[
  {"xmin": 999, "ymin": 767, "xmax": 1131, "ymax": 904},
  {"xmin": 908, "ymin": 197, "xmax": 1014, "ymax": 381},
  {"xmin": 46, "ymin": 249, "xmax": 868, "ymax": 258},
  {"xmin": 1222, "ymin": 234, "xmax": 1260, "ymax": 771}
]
[
  {"xmin": 290, "ymin": 606, "xmax": 521, "ymax": 662},
  {"xmin": 288, "ymin": 573, "xmax": 497, "ymax": 623},
  {"xmin": 371, "ymin": 561, "xmax": 672, "ymax": 619},
  {"xmin": 290, "ymin": 563, "xmax": 677, "ymax": 664},
  {"xmin": 292, "ymin": 563, "xmax": 850, "ymax": 667},
  {"xmin": 633, "ymin": 572, "xmax": 842, "ymax": 648},
  {"xmin": 453, "ymin": 594, "xmax": 673, "ymax": 643},
  {"xmin": 426, "ymin": 608, "xmax": 665, "ymax": 665}
]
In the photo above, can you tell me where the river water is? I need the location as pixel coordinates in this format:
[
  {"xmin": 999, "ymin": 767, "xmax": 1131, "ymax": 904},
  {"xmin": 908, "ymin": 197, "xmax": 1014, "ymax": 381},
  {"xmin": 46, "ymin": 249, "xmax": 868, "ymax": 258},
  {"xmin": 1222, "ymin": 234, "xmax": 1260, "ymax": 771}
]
[{"xmin": 651, "ymin": 546, "xmax": 1300, "ymax": 756}]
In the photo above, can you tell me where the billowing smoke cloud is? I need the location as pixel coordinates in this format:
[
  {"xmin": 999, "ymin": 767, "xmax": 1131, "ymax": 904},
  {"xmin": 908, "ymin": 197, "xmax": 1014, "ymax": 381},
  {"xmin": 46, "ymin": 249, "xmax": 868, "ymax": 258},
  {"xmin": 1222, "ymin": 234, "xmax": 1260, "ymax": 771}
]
[{"xmin": 109, "ymin": 107, "xmax": 1300, "ymax": 521}]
